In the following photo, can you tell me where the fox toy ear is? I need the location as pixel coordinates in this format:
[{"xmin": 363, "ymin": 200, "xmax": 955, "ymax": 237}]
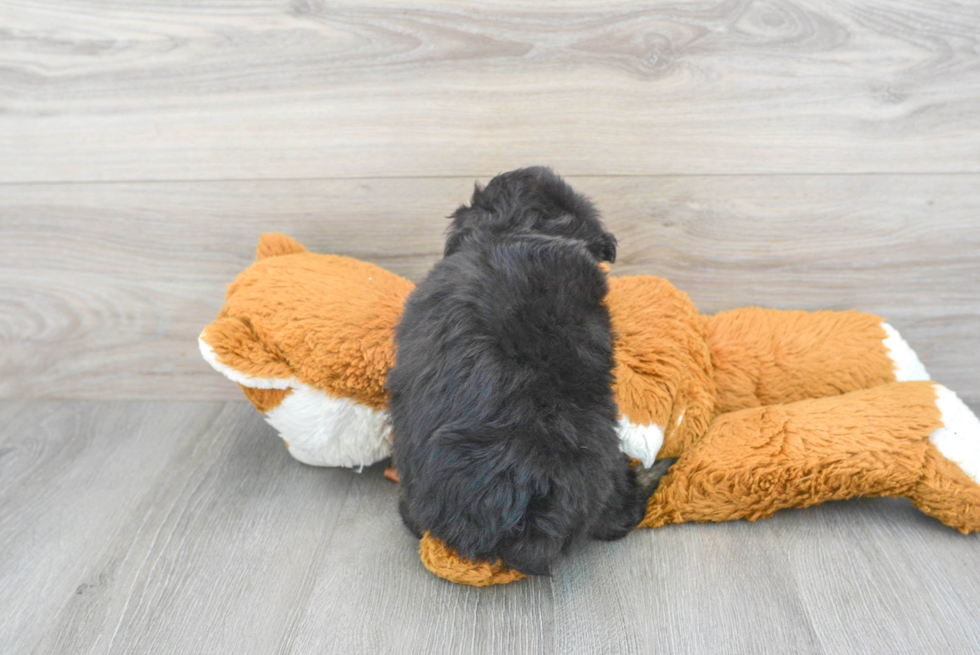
[
  {"xmin": 256, "ymin": 232, "xmax": 308, "ymax": 260},
  {"xmin": 443, "ymin": 224, "xmax": 472, "ymax": 257},
  {"xmin": 199, "ymin": 316, "xmax": 294, "ymax": 384},
  {"xmin": 444, "ymin": 203, "xmax": 482, "ymax": 257}
]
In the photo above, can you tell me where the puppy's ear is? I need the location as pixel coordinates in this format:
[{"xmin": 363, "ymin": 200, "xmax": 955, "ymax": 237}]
[
  {"xmin": 587, "ymin": 231, "xmax": 617, "ymax": 263},
  {"xmin": 444, "ymin": 203, "xmax": 481, "ymax": 257},
  {"xmin": 444, "ymin": 213, "xmax": 472, "ymax": 257}
]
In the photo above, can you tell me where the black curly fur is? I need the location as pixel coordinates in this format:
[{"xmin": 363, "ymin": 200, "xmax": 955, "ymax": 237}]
[{"xmin": 387, "ymin": 167, "xmax": 650, "ymax": 576}]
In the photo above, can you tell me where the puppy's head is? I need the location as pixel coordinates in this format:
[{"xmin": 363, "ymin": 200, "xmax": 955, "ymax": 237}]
[{"xmin": 445, "ymin": 167, "xmax": 617, "ymax": 263}]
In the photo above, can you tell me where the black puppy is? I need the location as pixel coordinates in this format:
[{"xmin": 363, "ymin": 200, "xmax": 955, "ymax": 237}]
[{"xmin": 387, "ymin": 167, "xmax": 648, "ymax": 575}]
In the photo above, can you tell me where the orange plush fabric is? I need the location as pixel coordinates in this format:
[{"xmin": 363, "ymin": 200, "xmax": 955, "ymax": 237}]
[
  {"xmin": 606, "ymin": 276, "xmax": 715, "ymax": 459},
  {"xmin": 202, "ymin": 233, "xmax": 413, "ymax": 411},
  {"xmin": 705, "ymin": 308, "xmax": 897, "ymax": 414},
  {"xmin": 201, "ymin": 234, "xmax": 980, "ymax": 586},
  {"xmin": 642, "ymin": 382, "xmax": 944, "ymax": 527},
  {"xmin": 418, "ymin": 532, "xmax": 526, "ymax": 587}
]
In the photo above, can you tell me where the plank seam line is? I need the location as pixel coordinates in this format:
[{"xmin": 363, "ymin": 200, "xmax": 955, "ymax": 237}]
[{"xmin": 1, "ymin": 171, "xmax": 980, "ymax": 186}]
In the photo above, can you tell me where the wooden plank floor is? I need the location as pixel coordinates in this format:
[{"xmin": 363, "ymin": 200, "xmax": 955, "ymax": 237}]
[
  {"xmin": 2, "ymin": 0, "xmax": 979, "ymax": 652},
  {"xmin": 2, "ymin": 400, "xmax": 980, "ymax": 655}
]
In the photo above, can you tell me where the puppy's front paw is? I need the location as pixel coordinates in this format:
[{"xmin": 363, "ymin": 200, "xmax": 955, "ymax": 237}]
[{"xmin": 638, "ymin": 457, "xmax": 678, "ymax": 493}]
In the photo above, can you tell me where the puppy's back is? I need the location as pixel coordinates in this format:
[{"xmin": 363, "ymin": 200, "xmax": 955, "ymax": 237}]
[{"xmin": 390, "ymin": 234, "xmax": 626, "ymax": 574}]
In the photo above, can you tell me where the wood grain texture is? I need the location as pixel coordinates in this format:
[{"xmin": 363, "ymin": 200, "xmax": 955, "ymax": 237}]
[
  {"xmin": 36, "ymin": 404, "xmax": 352, "ymax": 655},
  {"xmin": 6, "ymin": 400, "xmax": 979, "ymax": 654},
  {"xmin": 769, "ymin": 498, "xmax": 980, "ymax": 654},
  {"xmin": 288, "ymin": 463, "xmax": 556, "ymax": 655},
  {"xmin": 2, "ymin": 175, "xmax": 978, "ymax": 403},
  {"xmin": 553, "ymin": 521, "xmax": 822, "ymax": 654},
  {"xmin": 0, "ymin": 401, "xmax": 224, "ymax": 654},
  {"xmin": 17, "ymin": 401, "xmax": 353, "ymax": 655},
  {"xmin": 553, "ymin": 497, "xmax": 980, "ymax": 655},
  {"xmin": 1, "ymin": 0, "xmax": 979, "ymax": 182}
]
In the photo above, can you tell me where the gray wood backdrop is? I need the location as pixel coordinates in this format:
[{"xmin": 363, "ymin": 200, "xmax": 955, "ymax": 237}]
[
  {"xmin": 1, "ymin": 0, "xmax": 977, "ymax": 405},
  {"xmin": 2, "ymin": 1, "xmax": 980, "ymax": 653},
  {"xmin": 3, "ymin": 176, "xmax": 979, "ymax": 402}
]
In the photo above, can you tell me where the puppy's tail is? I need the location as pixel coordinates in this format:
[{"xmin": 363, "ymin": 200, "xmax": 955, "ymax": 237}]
[{"xmin": 497, "ymin": 536, "xmax": 560, "ymax": 577}]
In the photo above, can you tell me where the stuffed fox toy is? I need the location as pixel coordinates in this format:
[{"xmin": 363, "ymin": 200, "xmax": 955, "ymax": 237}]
[{"xmin": 200, "ymin": 233, "xmax": 980, "ymax": 586}]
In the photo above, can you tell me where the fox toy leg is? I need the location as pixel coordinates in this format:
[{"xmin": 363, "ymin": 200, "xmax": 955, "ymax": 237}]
[
  {"xmin": 704, "ymin": 308, "xmax": 929, "ymax": 414},
  {"xmin": 642, "ymin": 381, "xmax": 980, "ymax": 533},
  {"xmin": 419, "ymin": 381, "xmax": 979, "ymax": 587},
  {"xmin": 910, "ymin": 385, "xmax": 980, "ymax": 533}
]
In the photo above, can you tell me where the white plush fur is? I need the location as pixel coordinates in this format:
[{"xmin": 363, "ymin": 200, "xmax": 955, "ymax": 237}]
[
  {"xmin": 617, "ymin": 418, "xmax": 665, "ymax": 468},
  {"xmin": 264, "ymin": 385, "xmax": 393, "ymax": 469},
  {"xmin": 931, "ymin": 384, "xmax": 980, "ymax": 484},
  {"xmin": 881, "ymin": 322, "xmax": 930, "ymax": 382},
  {"xmin": 199, "ymin": 334, "xmax": 392, "ymax": 469}
]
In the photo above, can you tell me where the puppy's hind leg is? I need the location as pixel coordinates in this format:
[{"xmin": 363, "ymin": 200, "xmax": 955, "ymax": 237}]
[
  {"xmin": 497, "ymin": 524, "xmax": 565, "ymax": 577},
  {"xmin": 399, "ymin": 494, "xmax": 424, "ymax": 539}
]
